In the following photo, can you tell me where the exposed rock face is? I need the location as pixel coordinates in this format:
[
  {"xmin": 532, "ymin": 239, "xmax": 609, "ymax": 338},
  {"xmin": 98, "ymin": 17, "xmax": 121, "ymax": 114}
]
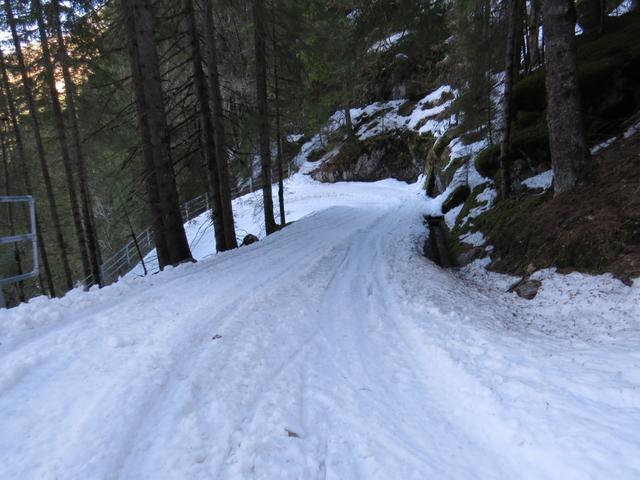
[
  {"xmin": 424, "ymin": 134, "xmax": 452, "ymax": 198},
  {"xmin": 311, "ymin": 130, "xmax": 432, "ymax": 184},
  {"xmin": 423, "ymin": 216, "xmax": 454, "ymax": 268}
]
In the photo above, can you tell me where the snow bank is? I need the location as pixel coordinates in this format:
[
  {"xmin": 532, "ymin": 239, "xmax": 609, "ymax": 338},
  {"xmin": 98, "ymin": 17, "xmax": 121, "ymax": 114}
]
[
  {"xmin": 367, "ymin": 30, "xmax": 410, "ymax": 53},
  {"xmin": 522, "ymin": 169, "xmax": 554, "ymax": 190},
  {"xmin": 624, "ymin": 121, "xmax": 640, "ymax": 140},
  {"xmin": 590, "ymin": 136, "xmax": 617, "ymax": 154}
]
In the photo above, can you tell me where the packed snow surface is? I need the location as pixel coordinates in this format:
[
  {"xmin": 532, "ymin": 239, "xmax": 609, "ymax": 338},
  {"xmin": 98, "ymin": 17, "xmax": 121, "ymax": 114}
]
[{"xmin": 2, "ymin": 170, "xmax": 640, "ymax": 479}]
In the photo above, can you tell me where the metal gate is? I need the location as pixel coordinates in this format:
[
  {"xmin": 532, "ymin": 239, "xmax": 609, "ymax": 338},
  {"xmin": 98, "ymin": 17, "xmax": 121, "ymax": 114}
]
[{"xmin": 0, "ymin": 196, "xmax": 39, "ymax": 308}]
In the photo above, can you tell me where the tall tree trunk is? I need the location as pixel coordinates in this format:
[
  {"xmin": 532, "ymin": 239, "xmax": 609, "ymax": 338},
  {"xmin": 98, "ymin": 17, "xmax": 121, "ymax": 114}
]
[
  {"xmin": 252, "ymin": 0, "xmax": 278, "ymax": 234},
  {"xmin": 3, "ymin": 0, "xmax": 74, "ymax": 291},
  {"xmin": 344, "ymin": 107, "xmax": 354, "ymax": 138},
  {"xmin": 51, "ymin": 0, "xmax": 103, "ymax": 287},
  {"xmin": 512, "ymin": 0, "xmax": 525, "ymax": 83},
  {"xmin": 527, "ymin": 0, "xmax": 542, "ymax": 70},
  {"xmin": 271, "ymin": 0, "xmax": 286, "ymax": 225},
  {"xmin": 0, "ymin": 47, "xmax": 55, "ymax": 298},
  {"xmin": 122, "ymin": 0, "xmax": 193, "ymax": 267},
  {"xmin": 500, "ymin": 0, "xmax": 518, "ymax": 199},
  {"xmin": 542, "ymin": 0, "xmax": 590, "ymax": 195},
  {"xmin": 183, "ymin": 0, "xmax": 227, "ymax": 252},
  {"xmin": 32, "ymin": 0, "xmax": 92, "ymax": 285},
  {"xmin": 481, "ymin": 0, "xmax": 494, "ymax": 144},
  {"xmin": 1, "ymin": 129, "xmax": 25, "ymax": 302},
  {"xmin": 122, "ymin": 0, "xmax": 169, "ymax": 268},
  {"xmin": 205, "ymin": 0, "xmax": 237, "ymax": 248}
]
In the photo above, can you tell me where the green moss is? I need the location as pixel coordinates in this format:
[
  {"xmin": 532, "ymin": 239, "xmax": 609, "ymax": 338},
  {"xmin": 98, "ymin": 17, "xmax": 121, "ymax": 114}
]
[
  {"xmin": 307, "ymin": 144, "xmax": 330, "ymax": 163},
  {"xmin": 512, "ymin": 12, "xmax": 640, "ymax": 113},
  {"xmin": 474, "ymin": 112, "xmax": 548, "ymax": 177},
  {"xmin": 424, "ymin": 133, "xmax": 452, "ymax": 174},
  {"xmin": 515, "ymin": 111, "xmax": 541, "ymax": 129},
  {"xmin": 356, "ymin": 107, "xmax": 393, "ymax": 129},
  {"xmin": 442, "ymin": 156, "xmax": 467, "ymax": 185},
  {"xmin": 331, "ymin": 139, "xmax": 366, "ymax": 167},
  {"xmin": 442, "ymin": 226, "xmax": 464, "ymax": 267},
  {"xmin": 577, "ymin": 13, "xmax": 640, "ymax": 63},
  {"xmin": 454, "ymin": 184, "xmax": 489, "ymax": 231},
  {"xmin": 328, "ymin": 130, "xmax": 345, "ymax": 144},
  {"xmin": 475, "ymin": 144, "xmax": 500, "ymax": 178},
  {"xmin": 474, "ymin": 194, "xmax": 546, "ymax": 234},
  {"xmin": 512, "ymin": 72, "xmax": 546, "ymax": 113},
  {"xmin": 323, "ymin": 130, "xmax": 420, "ymax": 176},
  {"xmin": 442, "ymin": 185, "xmax": 471, "ymax": 213},
  {"xmin": 433, "ymin": 133, "xmax": 452, "ymax": 157},
  {"xmin": 398, "ymin": 100, "xmax": 418, "ymax": 117},
  {"xmin": 510, "ymin": 114, "xmax": 549, "ymax": 159},
  {"xmin": 406, "ymin": 80, "xmax": 429, "ymax": 101}
]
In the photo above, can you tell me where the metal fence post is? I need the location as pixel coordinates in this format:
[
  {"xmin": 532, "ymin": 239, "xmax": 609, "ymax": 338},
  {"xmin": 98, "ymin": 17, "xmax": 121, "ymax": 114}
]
[{"xmin": 0, "ymin": 196, "xmax": 39, "ymax": 307}]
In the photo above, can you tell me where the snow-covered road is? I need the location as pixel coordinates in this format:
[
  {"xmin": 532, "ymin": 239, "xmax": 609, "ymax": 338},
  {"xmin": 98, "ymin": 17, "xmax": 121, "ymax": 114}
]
[{"xmin": 1, "ymin": 174, "xmax": 639, "ymax": 479}]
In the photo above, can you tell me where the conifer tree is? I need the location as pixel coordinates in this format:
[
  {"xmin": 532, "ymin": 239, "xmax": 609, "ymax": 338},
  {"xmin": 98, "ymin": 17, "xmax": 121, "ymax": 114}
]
[{"xmin": 542, "ymin": 0, "xmax": 590, "ymax": 195}]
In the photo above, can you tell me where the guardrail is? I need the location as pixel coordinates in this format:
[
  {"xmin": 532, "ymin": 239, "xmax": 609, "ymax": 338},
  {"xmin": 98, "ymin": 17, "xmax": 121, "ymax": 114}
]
[{"xmin": 0, "ymin": 196, "xmax": 39, "ymax": 308}]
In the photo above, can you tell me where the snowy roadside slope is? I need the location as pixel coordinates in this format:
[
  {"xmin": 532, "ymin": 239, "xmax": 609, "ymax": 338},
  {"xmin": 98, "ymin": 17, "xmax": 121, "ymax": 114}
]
[{"xmin": 1, "ymin": 173, "xmax": 640, "ymax": 479}]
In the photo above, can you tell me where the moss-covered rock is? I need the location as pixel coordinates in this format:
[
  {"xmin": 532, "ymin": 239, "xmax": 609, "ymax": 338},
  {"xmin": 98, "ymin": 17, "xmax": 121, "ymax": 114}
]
[
  {"xmin": 398, "ymin": 100, "xmax": 418, "ymax": 117},
  {"xmin": 442, "ymin": 185, "xmax": 471, "ymax": 213},
  {"xmin": 510, "ymin": 114, "xmax": 550, "ymax": 166},
  {"xmin": 438, "ymin": 182, "xmax": 495, "ymax": 266},
  {"xmin": 442, "ymin": 156, "xmax": 467, "ymax": 186},
  {"xmin": 307, "ymin": 144, "xmax": 331, "ymax": 163},
  {"xmin": 454, "ymin": 183, "xmax": 491, "ymax": 231},
  {"xmin": 422, "ymin": 133, "xmax": 452, "ymax": 195},
  {"xmin": 475, "ymin": 144, "xmax": 500, "ymax": 178},
  {"xmin": 474, "ymin": 111, "xmax": 550, "ymax": 181},
  {"xmin": 511, "ymin": 12, "xmax": 640, "ymax": 137},
  {"xmin": 311, "ymin": 129, "xmax": 433, "ymax": 183}
]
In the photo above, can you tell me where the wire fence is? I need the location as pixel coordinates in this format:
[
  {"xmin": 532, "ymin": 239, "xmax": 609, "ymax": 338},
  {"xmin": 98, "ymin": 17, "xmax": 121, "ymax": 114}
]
[{"xmin": 85, "ymin": 167, "xmax": 293, "ymax": 288}]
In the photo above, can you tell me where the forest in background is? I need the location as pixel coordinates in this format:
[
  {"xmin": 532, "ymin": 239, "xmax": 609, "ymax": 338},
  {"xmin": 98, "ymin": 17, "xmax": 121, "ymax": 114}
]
[{"xmin": 0, "ymin": 0, "xmax": 638, "ymax": 305}]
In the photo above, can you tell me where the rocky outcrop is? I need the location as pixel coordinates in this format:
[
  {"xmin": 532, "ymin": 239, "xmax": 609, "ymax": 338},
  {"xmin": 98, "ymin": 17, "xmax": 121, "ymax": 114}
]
[
  {"xmin": 311, "ymin": 130, "xmax": 432, "ymax": 183},
  {"xmin": 442, "ymin": 185, "xmax": 471, "ymax": 213},
  {"xmin": 424, "ymin": 134, "xmax": 452, "ymax": 198}
]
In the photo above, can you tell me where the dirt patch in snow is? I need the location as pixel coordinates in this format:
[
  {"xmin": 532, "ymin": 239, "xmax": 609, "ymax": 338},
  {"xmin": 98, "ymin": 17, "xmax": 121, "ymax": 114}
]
[{"xmin": 478, "ymin": 133, "xmax": 640, "ymax": 283}]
